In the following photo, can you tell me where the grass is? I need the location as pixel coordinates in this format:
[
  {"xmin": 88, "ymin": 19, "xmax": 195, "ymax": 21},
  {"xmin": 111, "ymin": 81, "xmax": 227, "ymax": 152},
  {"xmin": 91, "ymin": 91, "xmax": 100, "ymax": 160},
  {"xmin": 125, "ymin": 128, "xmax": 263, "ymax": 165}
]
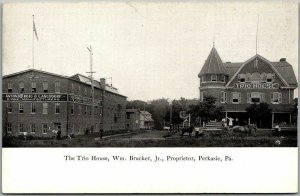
[{"xmin": 2, "ymin": 130, "xmax": 297, "ymax": 147}]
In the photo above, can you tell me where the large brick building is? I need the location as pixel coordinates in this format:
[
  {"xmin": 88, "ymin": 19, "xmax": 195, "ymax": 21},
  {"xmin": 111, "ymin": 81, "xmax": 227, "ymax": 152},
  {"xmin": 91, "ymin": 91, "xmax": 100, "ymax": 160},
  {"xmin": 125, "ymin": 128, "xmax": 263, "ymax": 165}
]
[
  {"xmin": 198, "ymin": 47, "xmax": 297, "ymax": 127},
  {"xmin": 2, "ymin": 69, "xmax": 126, "ymax": 137}
]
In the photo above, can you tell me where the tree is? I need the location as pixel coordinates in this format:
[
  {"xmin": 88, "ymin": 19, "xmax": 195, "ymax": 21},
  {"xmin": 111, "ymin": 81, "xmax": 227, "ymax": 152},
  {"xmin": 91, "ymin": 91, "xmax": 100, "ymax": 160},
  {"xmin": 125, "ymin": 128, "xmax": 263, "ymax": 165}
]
[
  {"xmin": 148, "ymin": 98, "xmax": 170, "ymax": 129},
  {"xmin": 188, "ymin": 95, "xmax": 224, "ymax": 124},
  {"xmin": 245, "ymin": 102, "xmax": 272, "ymax": 128},
  {"xmin": 126, "ymin": 100, "xmax": 148, "ymax": 110}
]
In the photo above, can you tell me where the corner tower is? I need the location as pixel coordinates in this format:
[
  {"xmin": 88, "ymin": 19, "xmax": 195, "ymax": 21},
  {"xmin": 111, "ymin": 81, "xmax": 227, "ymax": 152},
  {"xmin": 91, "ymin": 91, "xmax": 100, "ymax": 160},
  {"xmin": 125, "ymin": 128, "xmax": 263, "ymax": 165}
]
[{"xmin": 198, "ymin": 47, "xmax": 228, "ymax": 103}]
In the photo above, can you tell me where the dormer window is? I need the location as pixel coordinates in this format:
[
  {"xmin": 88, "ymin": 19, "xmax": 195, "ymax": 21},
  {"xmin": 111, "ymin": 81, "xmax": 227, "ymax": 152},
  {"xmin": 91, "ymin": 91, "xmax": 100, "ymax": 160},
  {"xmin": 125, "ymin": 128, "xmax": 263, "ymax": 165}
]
[
  {"xmin": 267, "ymin": 74, "xmax": 273, "ymax": 83},
  {"xmin": 239, "ymin": 74, "xmax": 246, "ymax": 83},
  {"xmin": 211, "ymin": 75, "xmax": 217, "ymax": 82},
  {"xmin": 221, "ymin": 75, "xmax": 225, "ymax": 82}
]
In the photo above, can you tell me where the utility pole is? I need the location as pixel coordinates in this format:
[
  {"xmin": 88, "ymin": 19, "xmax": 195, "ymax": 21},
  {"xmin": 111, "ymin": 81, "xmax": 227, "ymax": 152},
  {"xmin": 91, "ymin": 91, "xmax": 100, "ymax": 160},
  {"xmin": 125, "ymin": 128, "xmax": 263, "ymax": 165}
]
[{"xmin": 87, "ymin": 45, "xmax": 96, "ymax": 133}]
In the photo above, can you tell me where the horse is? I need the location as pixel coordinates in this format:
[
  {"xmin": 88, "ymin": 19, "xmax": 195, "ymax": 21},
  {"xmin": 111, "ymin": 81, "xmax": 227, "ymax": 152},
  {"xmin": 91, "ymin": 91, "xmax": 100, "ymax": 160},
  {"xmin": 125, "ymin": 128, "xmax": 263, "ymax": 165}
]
[
  {"xmin": 181, "ymin": 125, "xmax": 194, "ymax": 138},
  {"xmin": 232, "ymin": 124, "xmax": 257, "ymax": 137}
]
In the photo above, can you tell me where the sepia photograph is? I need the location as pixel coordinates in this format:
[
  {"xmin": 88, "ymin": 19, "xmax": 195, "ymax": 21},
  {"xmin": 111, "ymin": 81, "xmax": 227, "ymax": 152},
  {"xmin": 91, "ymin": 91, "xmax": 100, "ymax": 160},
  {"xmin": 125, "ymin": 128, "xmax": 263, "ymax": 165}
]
[{"xmin": 1, "ymin": 0, "xmax": 298, "ymax": 193}]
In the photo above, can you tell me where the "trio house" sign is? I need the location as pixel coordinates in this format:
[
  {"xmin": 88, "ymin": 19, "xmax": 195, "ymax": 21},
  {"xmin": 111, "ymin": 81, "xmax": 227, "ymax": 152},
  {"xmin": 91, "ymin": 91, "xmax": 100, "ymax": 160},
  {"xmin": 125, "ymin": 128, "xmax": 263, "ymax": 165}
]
[{"xmin": 234, "ymin": 83, "xmax": 279, "ymax": 89}]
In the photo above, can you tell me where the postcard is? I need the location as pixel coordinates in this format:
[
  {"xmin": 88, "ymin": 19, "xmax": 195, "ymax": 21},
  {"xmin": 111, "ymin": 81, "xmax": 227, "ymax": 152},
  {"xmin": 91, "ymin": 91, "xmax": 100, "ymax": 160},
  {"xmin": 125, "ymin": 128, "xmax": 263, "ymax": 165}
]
[{"xmin": 2, "ymin": 0, "xmax": 298, "ymax": 193}]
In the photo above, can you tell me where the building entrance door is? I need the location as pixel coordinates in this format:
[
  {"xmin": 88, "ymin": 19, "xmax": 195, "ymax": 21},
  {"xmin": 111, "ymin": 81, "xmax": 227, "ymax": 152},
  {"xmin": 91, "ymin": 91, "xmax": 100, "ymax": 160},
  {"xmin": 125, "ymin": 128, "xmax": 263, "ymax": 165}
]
[{"xmin": 54, "ymin": 123, "xmax": 61, "ymax": 131}]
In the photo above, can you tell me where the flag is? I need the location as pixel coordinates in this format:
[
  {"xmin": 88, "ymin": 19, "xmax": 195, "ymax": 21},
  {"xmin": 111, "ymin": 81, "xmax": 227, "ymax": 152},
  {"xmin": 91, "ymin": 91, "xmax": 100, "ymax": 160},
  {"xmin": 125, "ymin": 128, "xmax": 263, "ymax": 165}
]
[{"xmin": 33, "ymin": 19, "xmax": 38, "ymax": 40}]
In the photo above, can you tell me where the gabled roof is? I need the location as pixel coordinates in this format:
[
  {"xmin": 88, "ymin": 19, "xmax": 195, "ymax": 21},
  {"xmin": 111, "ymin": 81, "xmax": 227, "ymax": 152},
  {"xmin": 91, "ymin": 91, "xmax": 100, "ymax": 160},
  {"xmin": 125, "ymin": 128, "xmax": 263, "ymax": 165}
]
[
  {"xmin": 3, "ymin": 69, "xmax": 68, "ymax": 79},
  {"xmin": 225, "ymin": 54, "xmax": 291, "ymax": 87},
  {"xmin": 69, "ymin": 74, "xmax": 101, "ymax": 88},
  {"xmin": 3, "ymin": 69, "xmax": 127, "ymax": 97},
  {"xmin": 126, "ymin": 108, "xmax": 140, "ymax": 113},
  {"xmin": 198, "ymin": 47, "xmax": 227, "ymax": 77},
  {"xmin": 223, "ymin": 62, "xmax": 243, "ymax": 80},
  {"xmin": 272, "ymin": 61, "xmax": 298, "ymax": 87},
  {"xmin": 70, "ymin": 73, "xmax": 124, "ymax": 96},
  {"xmin": 140, "ymin": 111, "xmax": 154, "ymax": 122}
]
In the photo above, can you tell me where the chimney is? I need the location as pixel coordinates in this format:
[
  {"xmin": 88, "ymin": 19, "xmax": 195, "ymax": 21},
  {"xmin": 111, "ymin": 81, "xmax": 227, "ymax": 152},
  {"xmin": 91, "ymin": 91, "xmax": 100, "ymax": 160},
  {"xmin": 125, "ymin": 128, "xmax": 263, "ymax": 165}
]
[
  {"xmin": 100, "ymin": 78, "xmax": 106, "ymax": 88},
  {"xmin": 280, "ymin": 58, "xmax": 286, "ymax": 62}
]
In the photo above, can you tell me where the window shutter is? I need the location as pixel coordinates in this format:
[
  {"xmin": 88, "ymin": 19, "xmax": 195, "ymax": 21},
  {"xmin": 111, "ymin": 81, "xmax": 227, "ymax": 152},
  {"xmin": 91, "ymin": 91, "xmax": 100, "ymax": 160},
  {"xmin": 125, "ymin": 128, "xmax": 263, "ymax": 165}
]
[
  {"xmin": 238, "ymin": 93, "xmax": 241, "ymax": 103},
  {"xmin": 247, "ymin": 93, "xmax": 250, "ymax": 103},
  {"xmin": 220, "ymin": 91, "xmax": 223, "ymax": 102},
  {"xmin": 224, "ymin": 92, "xmax": 227, "ymax": 103},
  {"xmin": 278, "ymin": 93, "xmax": 282, "ymax": 103}
]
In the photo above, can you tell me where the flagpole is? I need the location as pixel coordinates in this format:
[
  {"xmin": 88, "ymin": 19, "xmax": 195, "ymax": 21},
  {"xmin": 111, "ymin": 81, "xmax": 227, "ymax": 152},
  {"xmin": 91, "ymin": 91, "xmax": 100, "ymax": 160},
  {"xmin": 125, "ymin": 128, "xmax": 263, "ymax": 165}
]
[
  {"xmin": 32, "ymin": 14, "xmax": 35, "ymax": 69},
  {"xmin": 256, "ymin": 15, "xmax": 259, "ymax": 55}
]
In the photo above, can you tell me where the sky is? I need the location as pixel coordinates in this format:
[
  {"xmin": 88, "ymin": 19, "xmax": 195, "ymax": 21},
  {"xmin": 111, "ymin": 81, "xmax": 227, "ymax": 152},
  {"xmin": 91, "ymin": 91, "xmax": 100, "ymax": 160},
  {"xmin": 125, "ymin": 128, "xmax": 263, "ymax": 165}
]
[{"xmin": 3, "ymin": 0, "xmax": 298, "ymax": 101}]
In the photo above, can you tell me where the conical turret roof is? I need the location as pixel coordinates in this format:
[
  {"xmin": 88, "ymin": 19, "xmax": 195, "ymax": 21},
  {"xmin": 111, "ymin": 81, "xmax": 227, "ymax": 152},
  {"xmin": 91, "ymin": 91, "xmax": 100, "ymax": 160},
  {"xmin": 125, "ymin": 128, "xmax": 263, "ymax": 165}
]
[{"xmin": 198, "ymin": 47, "xmax": 227, "ymax": 77}]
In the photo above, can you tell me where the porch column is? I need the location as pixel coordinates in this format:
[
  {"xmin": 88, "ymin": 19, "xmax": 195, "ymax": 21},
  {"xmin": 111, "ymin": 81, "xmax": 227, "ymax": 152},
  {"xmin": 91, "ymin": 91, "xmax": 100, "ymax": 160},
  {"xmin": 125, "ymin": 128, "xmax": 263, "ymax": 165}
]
[
  {"xmin": 225, "ymin": 111, "xmax": 228, "ymax": 119},
  {"xmin": 271, "ymin": 112, "xmax": 274, "ymax": 128},
  {"xmin": 289, "ymin": 113, "xmax": 292, "ymax": 124}
]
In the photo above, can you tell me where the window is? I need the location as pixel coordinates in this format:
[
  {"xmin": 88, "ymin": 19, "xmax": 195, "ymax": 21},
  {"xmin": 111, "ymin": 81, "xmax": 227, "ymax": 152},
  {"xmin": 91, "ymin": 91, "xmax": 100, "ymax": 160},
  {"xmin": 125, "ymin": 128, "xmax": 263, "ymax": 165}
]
[
  {"xmin": 42, "ymin": 124, "xmax": 48, "ymax": 134},
  {"xmin": 271, "ymin": 92, "xmax": 282, "ymax": 103},
  {"xmin": 267, "ymin": 74, "xmax": 273, "ymax": 83},
  {"xmin": 211, "ymin": 75, "xmax": 217, "ymax": 82},
  {"xmin": 19, "ymin": 102, "xmax": 24, "ymax": 113},
  {"xmin": 71, "ymin": 83, "xmax": 74, "ymax": 93},
  {"xmin": 42, "ymin": 103, "xmax": 48, "ymax": 114},
  {"xmin": 239, "ymin": 74, "xmax": 246, "ymax": 83},
  {"xmin": 247, "ymin": 92, "xmax": 261, "ymax": 103},
  {"xmin": 71, "ymin": 103, "xmax": 74, "ymax": 115},
  {"xmin": 43, "ymin": 81, "xmax": 48, "ymax": 93},
  {"xmin": 30, "ymin": 123, "xmax": 36, "ymax": 133},
  {"xmin": 55, "ymin": 103, "xmax": 60, "ymax": 114},
  {"xmin": 19, "ymin": 82, "xmax": 24, "ymax": 93},
  {"xmin": 7, "ymin": 123, "xmax": 12, "ymax": 133},
  {"xmin": 19, "ymin": 123, "xmax": 24, "ymax": 132},
  {"xmin": 55, "ymin": 81, "xmax": 60, "ymax": 93},
  {"xmin": 71, "ymin": 124, "xmax": 75, "ymax": 134},
  {"xmin": 127, "ymin": 113, "xmax": 130, "ymax": 119},
  {"xmin": 232, "ymin": 92, "xmax": 241, "ymax": 104},
  {"xmin": 78, "ymin": 105, "xmax": 81, "ymax": 115},
  {"xmin": 221, "ymin": 75, "xmax": 226, "ymax": 82},
  {"xmin": 94, "ymin": 106, "xmax": 98, "ymax": 116},
  {"xmin": 31, "ymin": 82, "xmax": 37, "ymax": 93},
  {"xmin": 84, "ymin": 88, "xmax": 87, "ymax": 96},
  {"xmin": 31, "ymin": 102, "xmax": 36, "ymax": 113},
  {"xmin": 200, "ymin": 91, "xmax": 207, "ymax": 102},
  {"xmin": 8, "ymin": 83, "xmax": 12, "ymax": 92},
  {"xmin": 7, "ymin": 102, "xmax": 12, "ymax": 113},
  {"xmin": 78, "ymin": 85, "xmax": 81, "ymax": 95},
  {"xmin": 220, "ymin": 91, "xmax": 227, "ymax": 103}
]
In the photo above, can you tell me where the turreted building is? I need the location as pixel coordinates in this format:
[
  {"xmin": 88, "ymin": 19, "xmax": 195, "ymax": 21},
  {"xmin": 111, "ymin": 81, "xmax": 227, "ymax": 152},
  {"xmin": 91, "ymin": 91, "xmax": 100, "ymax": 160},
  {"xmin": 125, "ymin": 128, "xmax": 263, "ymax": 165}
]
[{"xmin": 198, "ymin": 46, "xmax": 297, "ymax": 128}]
